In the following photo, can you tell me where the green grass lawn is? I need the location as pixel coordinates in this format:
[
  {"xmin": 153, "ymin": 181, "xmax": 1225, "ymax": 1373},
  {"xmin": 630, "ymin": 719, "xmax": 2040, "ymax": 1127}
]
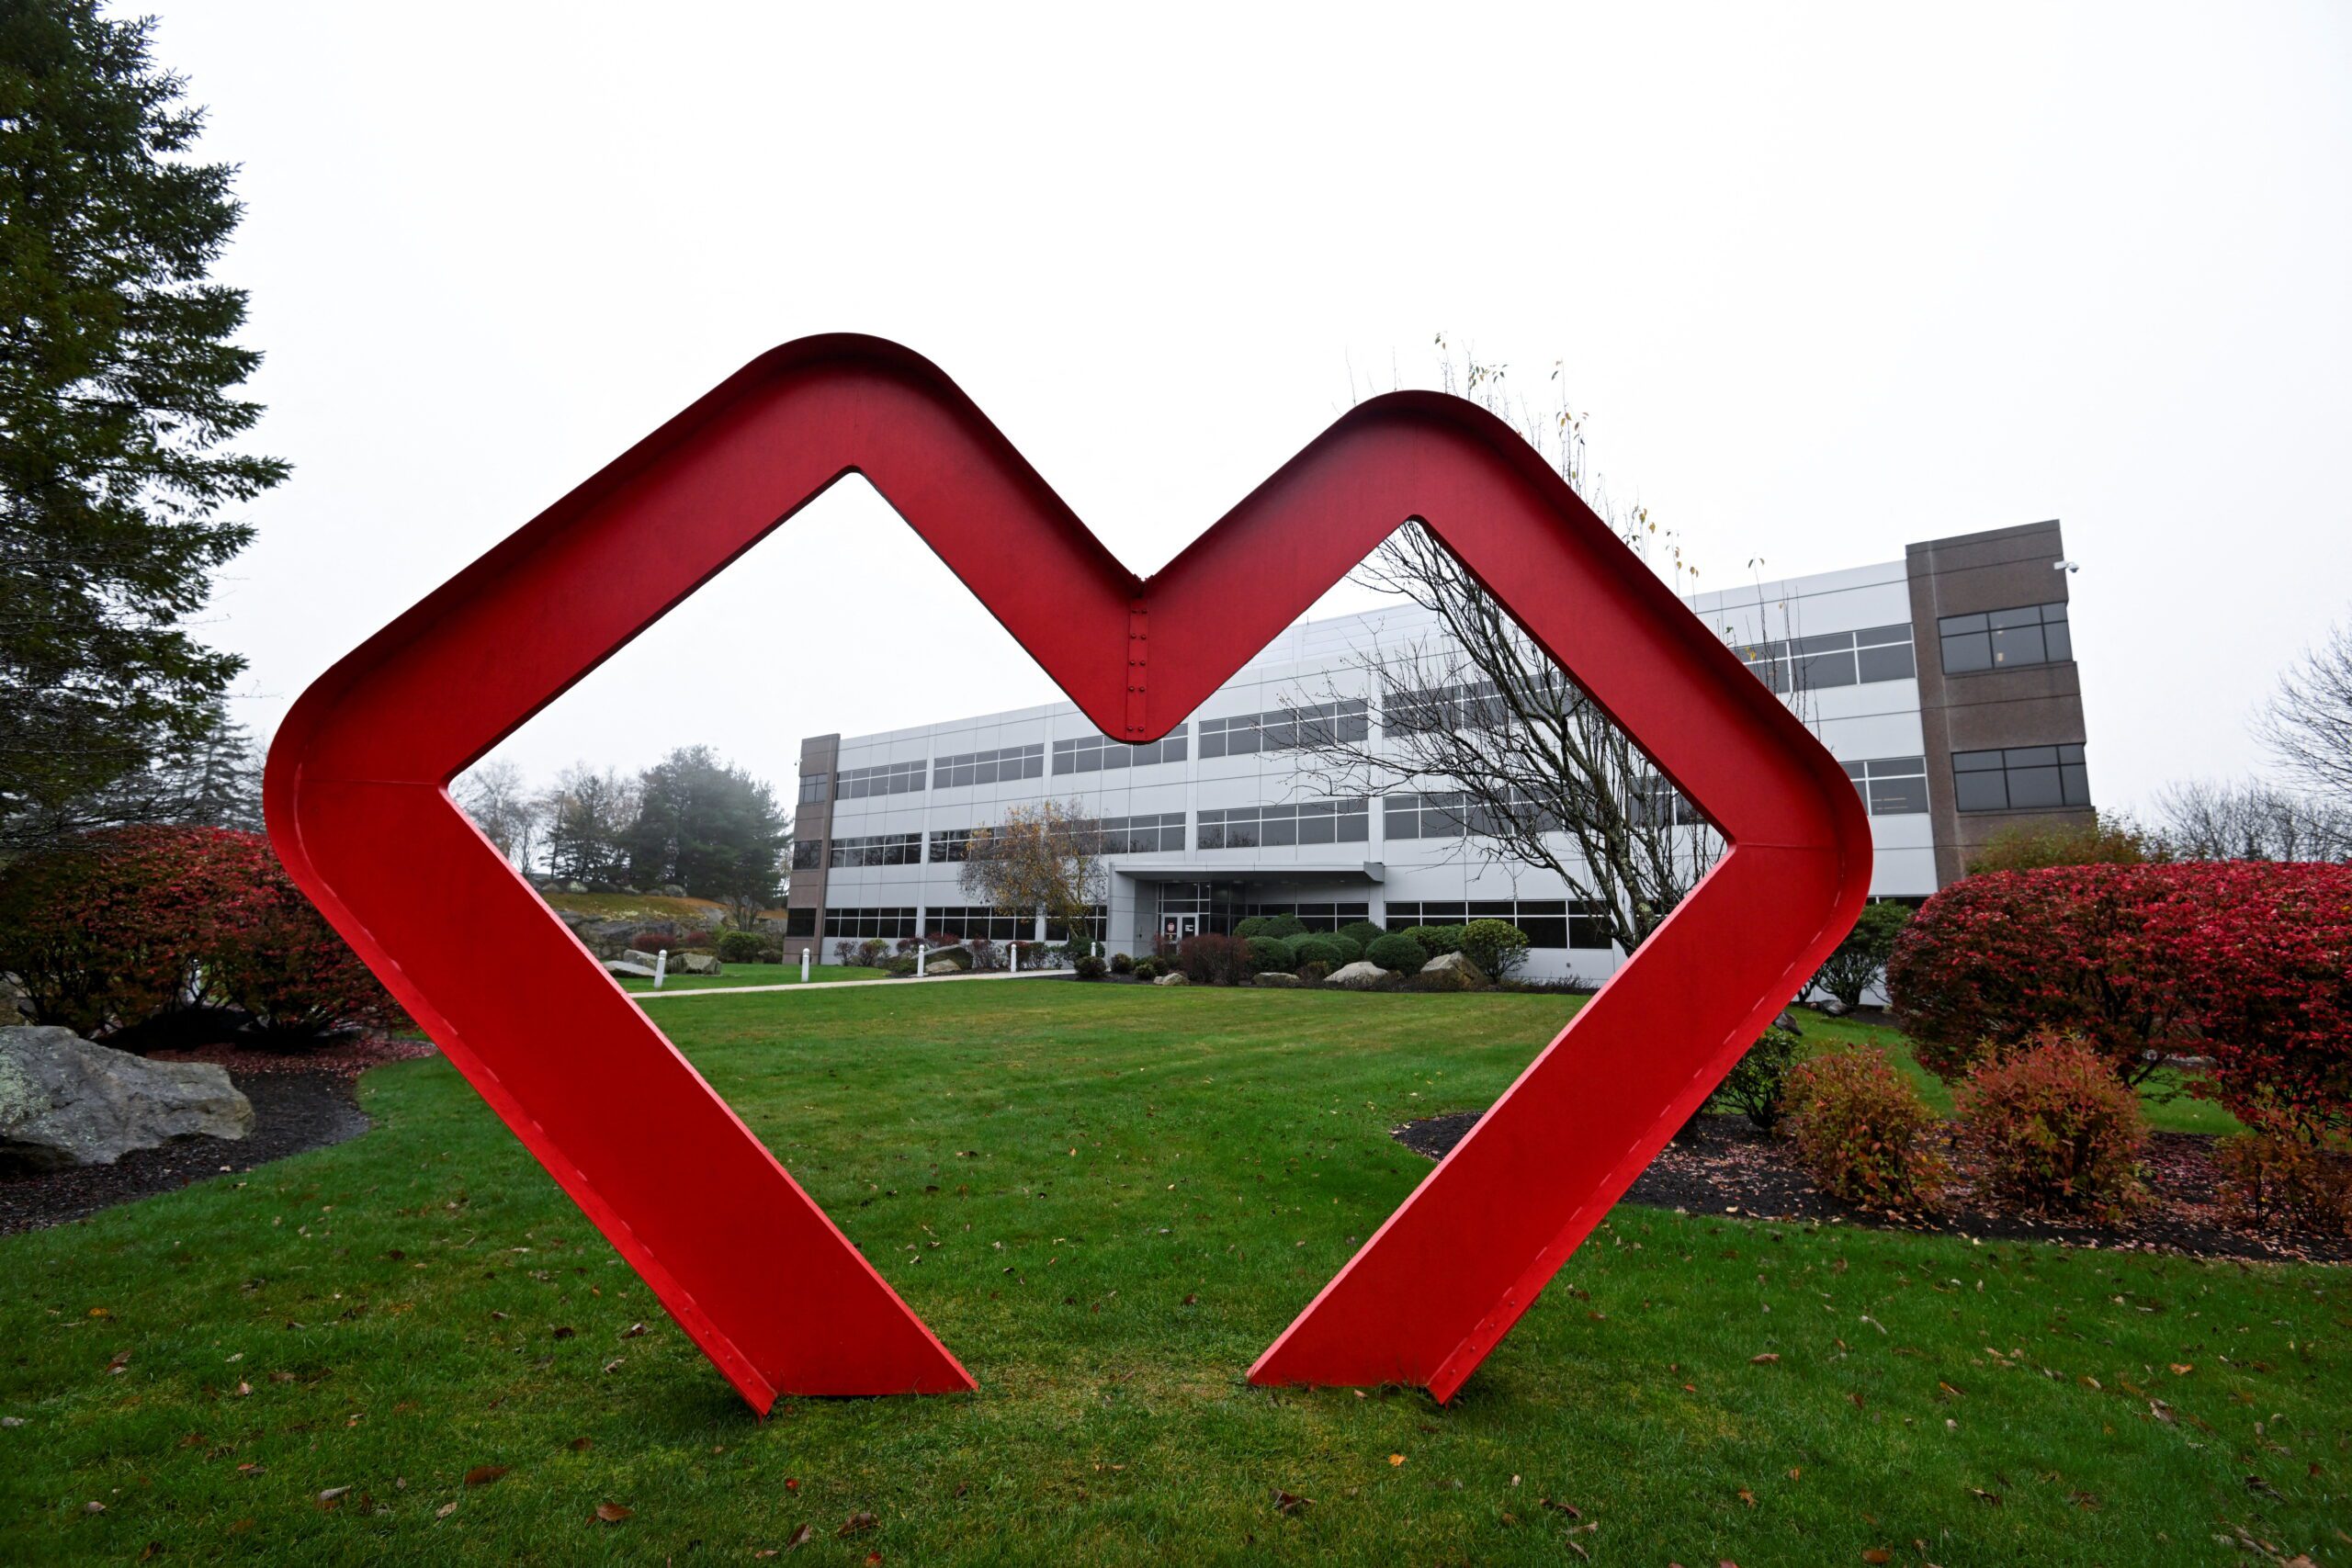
[
  {"xmin": 4, "ymin": 986, "xmax": 2341, "ymax": 1565},
  {"xmin": 616, "ymin": 963, "xmax": 889, "ymax": 993}
]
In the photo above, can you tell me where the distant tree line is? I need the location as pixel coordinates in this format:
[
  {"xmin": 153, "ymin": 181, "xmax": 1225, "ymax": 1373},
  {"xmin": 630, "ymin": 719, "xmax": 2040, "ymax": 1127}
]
[{"xmin": 455, "ymin": 747, "xmax": 790, "ymax": 919}]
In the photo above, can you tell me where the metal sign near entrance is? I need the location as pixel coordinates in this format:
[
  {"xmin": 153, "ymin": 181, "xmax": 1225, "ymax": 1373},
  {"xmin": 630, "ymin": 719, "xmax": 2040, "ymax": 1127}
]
[{"xmin": 265, "ymin": 335, "xmax": 1870, "ymax": 1414}]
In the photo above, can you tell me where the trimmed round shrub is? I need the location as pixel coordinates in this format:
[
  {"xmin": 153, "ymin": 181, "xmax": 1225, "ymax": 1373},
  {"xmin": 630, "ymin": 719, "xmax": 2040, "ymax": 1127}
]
[
  {"xmin": 1254, "ymin": 913, "xmax": 1307, "ymax": 941},
  {"xmin": 1232, "ymin": 917, "xmax": 1271, "ymax": 941},
  {"xmin": 1780, "ymin": 1046, "xmax": 1949, "ymax": 1212},
  {"xmin": 1337, "ymin": 920, "xmax": 1385, "ymax": 953},
  {"xmin": 1403, "ymin": 923, "xmax": 1464, "ymax": 957},
  {"xmin": 1295, "ymin": 960, "xmax": 1330, "ymax": 986},
  {"xmin": 1073, "ymin": 954, "xmax": 1108, "ymax": 981},
  {"xmin": 1109, "ymin": 951, "xmax": 1135, "ymax": 976},
  {"xmin": 716, "ymin": 931, "xmax": 765, "ymax": 964},
  {"xmin": 1285, "ymin": 934, "xmax": 1351, "ymax": 971},
  {"xmin": 1365, "ymin": 931, "xmax": 1430, "ymax": 974},
  {"xmin": 1460, "ymin": 919, "xmax": 1531, "ymax": 979},
  {"xmin": 1245, "ymin": 936, "xmax": 1293, "ymax": 973},
  {"xmin": 1132, "ymin": 957, "xmax": 1160, "ymax": 981},
  {"xmin": 0, "ymin": 826, "xmax": 401, "ymax": 1047},
  {"xmin": 1709, "ymin": 1023, "xmax": 1805, "ymax": 1130},
  {"xmin": 1954, "ymin": 1033, "xmax": 2146, "ymax": 1220}
]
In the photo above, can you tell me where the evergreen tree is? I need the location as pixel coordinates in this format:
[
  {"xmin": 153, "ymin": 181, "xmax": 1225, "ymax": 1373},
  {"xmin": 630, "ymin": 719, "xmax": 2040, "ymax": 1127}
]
[
  {"xmin": 1, "ymin": 2, "xmax": 288, "ymax": 847},
  {"xmin": 622, "ymin": 747, "xmax": 786, "ymax": 908},
  {"xmin": 541, "ymin": 763, "xmax": 637, "ymax": 887}
]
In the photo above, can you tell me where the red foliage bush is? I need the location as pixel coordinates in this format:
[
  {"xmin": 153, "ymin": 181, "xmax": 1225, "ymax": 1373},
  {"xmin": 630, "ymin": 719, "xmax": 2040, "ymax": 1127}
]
[
  {"xmin": 0, "ymin": 827, "xmax": 401, "ymax": 1047},
  {"xmin": 1889, "ymin": 863, "xmax": 2352, "ymax": 1133},
  {"xmin": 1176, "ymin": 933, "xmax": 1254, "ymax": 987},
  {"xmin": 1954, "ymin": 1033, "xmax": 2146, "ymax": 1220},
  {"xmin": 2212, "ymin": 1113, "xmax": 2352, "ymax": 1235},
  {"xmin": 1779, "ymin": 1046, "xmax": 1949, "ymax": 1213}
]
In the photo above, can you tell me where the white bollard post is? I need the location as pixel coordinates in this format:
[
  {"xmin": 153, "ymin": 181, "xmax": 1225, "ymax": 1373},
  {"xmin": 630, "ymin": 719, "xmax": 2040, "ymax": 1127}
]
[
  {"xmin": 654, "ymin": 949, "xmax": 668, "ymax": 990},
  {"xmin": 799, "ymin": 947, "xmax": 810, "ymax": 984},
  {"xmin": 1012, "ymin": 942, "xmax": 1020, "ymax": 975},
  {"xmin": 918, "ymin": 942, "xmax": 928, "ymax": 978}
]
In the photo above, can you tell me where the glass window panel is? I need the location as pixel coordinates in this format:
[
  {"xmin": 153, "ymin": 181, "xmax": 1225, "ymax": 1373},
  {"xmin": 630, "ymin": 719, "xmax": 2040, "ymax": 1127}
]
[
  {"xmin": 1338, "ymin": 813, "xmax": 1368, "ymax": 842},
  {"xmin": 1989, "ymin": 625, "xmax": 2047, "ymax": 667},
  {"xmin": 2006, "ymin": 765, "xmax": 2064, "ymax": 808},
  {"xmin": 1953, "ymin": 750, "xmax": 2005, "ymax": 772},
  {"xmin": 1856, "ymin": 642, "xmax": 1916, "ymax": 682},
  {"xmin": 1261, "ymin": 816, "xmax": 1296, "ymax": 847},
  {"xmin": 1939, "ymin": 612, "xmax": 1988, "ymax": 634},
  {"xmin": 1954, "ymin": 771, "xmax": 2010, "ymax": 812},
  {"xmin": 1869, "ymin": 776, "xmax": 1928, "ymax": 814},
  {"xmin": 1856, "ymin": 624, "xmax": 1912, "ymax": 648},
  {"xmin": 1075, "ymin": 748, "xmax": 1101, "ymax": 773},
  {"xmin": 1794, "ymin": 631, "xmax": 1858, "ymax": 655},
  {"xmin": 1797, "ymin": 651, "xmax": 1859, "ymax": 689},
  {"xmin": 1988, "ymin": 605, "xmax": 2043, "ymax": 629},
  {"xmin": 1871, "ymin": 756, "xmax": 1926, "ymax": 776},
  {"xmin": 2043, "ymin": 621, "xmax": 2072, "ymax": 661},
  {"xmin": 1941, "ymin": 632, "xmax": 1993, "ymax": 672},
  {"xmin": 1102, "ymin": 746, "xmax": 1130, "ymax": 770},
  {"xmin": 2004, "ymin": 746, "xmax": 2060, "ymax": 766},
  {"xmin": 2041, "ymin": 601, "xmax": 2067, "ymax": 623},
  {"xmin": 2061, "ymin": 763, "xmax": 2091, "ymax": 806},
  {"xmin": 2056, "ymin": 743, "xmax": 2085, "ymax": 763},
  {"xmin": 1300, "ymin": 813, "xmax": 1335, "ymax": 845}
]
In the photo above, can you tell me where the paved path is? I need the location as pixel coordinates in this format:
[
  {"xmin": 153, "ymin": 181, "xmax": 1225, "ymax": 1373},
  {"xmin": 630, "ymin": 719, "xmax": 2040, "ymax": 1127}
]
[{"xmin": 632, "ymin": 968, "xmax": 1075, "ymax": 1001}]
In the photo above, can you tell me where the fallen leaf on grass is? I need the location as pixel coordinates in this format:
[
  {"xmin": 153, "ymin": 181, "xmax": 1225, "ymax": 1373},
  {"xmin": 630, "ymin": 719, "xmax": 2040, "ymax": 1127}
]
[
  {"xmin": 464, "ymin": 1465, "xmax": 508, "ymax": 1487},
  {"xmin": 435, "ymin": 1501, "xmax": 458, "ymax": 1519},
  {"xmin": 1271, "ymin": 1487, "xmax": 1312, "ymax": 1516},
  {"xmin": 1538, "ymin": 1497, "xmax": 1582, "ymax": 1518},
  {"xmin": 2168, "ymin": 1363, "xmax": 2193, "ymax": 1375},
  {"xmin": 594, "ymin": 1502, "xmax": 631, "ymax": 1523},
  {"xmin": 1737, "ymin": 1488, "xmax": 1756, "ymax": 1508},
  {"xmin": 839, "ymin": 1511, "xmax": 878, "ymax": 1536},
  {"xmin": 550, "ymin": 1326, "xmax": 574, "ymax": 1340},
  {"xmin": 621, "ymin": 1322, "xmax": 647, "ymax": 1339},
  {"xmin": 568, "ymin": 1437, "xmax": 593, "ymax": 1452},
  {"xmin": 1749, "ymin": 1353, "xmax": 1780, "ymax": 1365},
  {"xmin": 785, "ymin": 1522, "xmax": 814, "ymax": 1549},
  {"xmin": 602, "ymin": 1358, "xmax": 625, "ymax": 1374},
  {"xmin": 1862, "ymin": 1552, "xmax": 1892, "ymax": 1564},
  {"xmin": 316, "ymin": 1486, "xmax": 350, "ymax": 1507},
  {"xmin": 783, "ymin": 1477, "xmax": 801, "ymax": 1492},
  {"xmin": 1971, "ymin": 1487, "xmax": 2001, "ymax": 1506},
  {"xmin": 1389, "ymin": 1453, "xmax": 1406, "ymax": 1466}
]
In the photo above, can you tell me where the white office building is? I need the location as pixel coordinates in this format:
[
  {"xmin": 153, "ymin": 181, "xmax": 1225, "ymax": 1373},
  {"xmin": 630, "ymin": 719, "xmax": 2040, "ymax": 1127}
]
[{"xmin": 783, "ymin": 521, "xmax": 2094, "ymax": 976}]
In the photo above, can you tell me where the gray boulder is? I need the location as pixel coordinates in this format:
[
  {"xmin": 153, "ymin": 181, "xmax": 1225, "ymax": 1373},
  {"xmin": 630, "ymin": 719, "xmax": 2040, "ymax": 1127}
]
[
  {"xmin": 1814, "ymin": 998, "xmax": 1849, "ymax": 1018},
  {"xmin": 1153, "ymin": 971, "xmax": 1190, "ymax": 987},
  {"xmin": 1420, "ymin": 952, "xmax": 1487, "ymax": 985},
  {"xmin": 680, "ymin": 953, "xmax": 723, "ymax": 976},
  {"xmin": 618, "ymin": 948, "xmax": 664, "ymax": 969},
  {"xmin": 1253, "ymin": 971, "xmax": 1302, "ymax": 987},
  {"xmin": 604, "ymin": 960, "xmax": 658, "ymax": 979},
  {"xmin": 925, "ymin": 960, "xmax": 963, "ymax": 976},
  {"xmin": 0, "ymin": 1026, "xmax": 254, "ymax": 1170},
  {"xmin": 1325, "ymin": 961, "xmax": 1391, "ymax": 989}
]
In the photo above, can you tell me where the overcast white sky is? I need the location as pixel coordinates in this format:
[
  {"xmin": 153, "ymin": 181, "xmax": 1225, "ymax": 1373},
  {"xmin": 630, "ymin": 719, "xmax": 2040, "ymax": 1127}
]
[{"xmin": 158, "ymin": 2, "xmax": 2352, "ymax": 817}]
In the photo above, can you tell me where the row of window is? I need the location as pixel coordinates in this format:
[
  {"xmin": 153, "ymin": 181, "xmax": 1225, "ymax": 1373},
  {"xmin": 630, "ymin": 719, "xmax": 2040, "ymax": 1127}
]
[
  {"xmin": 1198, "ymin": 699, "xmax": 1369, "ymax": 758},
  {"xmin": 1842, "ymin": 756, "xmax": 1929, "ymax": 817},
  {"xmin": 1099, "ymin": 811, "xmax": 1188, "ymax": 854},
  {"xmin": 1384, "ymin": 899, "xmax": 1611, "ymax": 951},
  {"xmin": 1939, "ymin": 601, "xmax": 2070, "ymax": 674},
  {"xmin": 1737, "ymin": 624, "xmax": 1917, "ymax": 694},
  {"xmin": 1387, "ymin": 680, "xmax": 1513, "ymax": 735},
  {"xmin": 1236, "ymin": 902, "xmax": 1373, "ymax": 931},
  {"xmin": 1954, "ymin": 743, "xmax": 2090, "ymax": 812},
  {"xmin": 933, "ymin": 743, "xmax": 1044, "ymax": 789},
  {"xmin": 1054, "ymin": 727, "xmax": 1189, "ymax": 773},
  {"xmin": 831, "ymin": 832, "xmax": 922, "ymax": 867},
  {"xmin": 1196, "ymin": 798, "xmax": 1371, "ymax": 849},
  {"xmin": 835, "ymin": 760, "xmax": 926, "ymax": 799}
]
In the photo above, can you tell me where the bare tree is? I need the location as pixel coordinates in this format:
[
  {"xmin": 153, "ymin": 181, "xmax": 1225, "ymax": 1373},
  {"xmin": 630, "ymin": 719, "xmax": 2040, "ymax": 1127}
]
[
  {"xmin": 2154, "ymin": 777, "xmax": 2352, "ymax": 863},
  {"xmin": 1292, "ymin": 340, "xmax": 1735, "ymax": 954},
  {"xmin": 2258, "ymin": 612, "xmax": 2352, "ymax": 804},
  {"xmin": 956, "ymin": 800, "xmax": 1107, "ymax": 943},
  {"xmin": 455, "ymin": 760, "xmax": 543, "ymax": 869}
]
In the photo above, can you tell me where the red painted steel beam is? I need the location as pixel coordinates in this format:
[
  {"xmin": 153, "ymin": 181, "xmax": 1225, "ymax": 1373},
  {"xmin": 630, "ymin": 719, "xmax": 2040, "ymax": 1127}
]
[{"xmin": 266, "ymin": 334, "xmax": 1870, "ymax": 1412}]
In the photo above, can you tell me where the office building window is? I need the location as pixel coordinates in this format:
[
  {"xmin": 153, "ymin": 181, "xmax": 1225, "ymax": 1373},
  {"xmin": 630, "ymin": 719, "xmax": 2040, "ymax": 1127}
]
[
  {"xmin": 928, "ymin": 826, "xmax": 982, "ymax": 863},
  {"xmin": 1098, "ymin": 812, "xmax": 1186, "ymax": 853},
  {"xmin": 790, "ymin": 838, "xmax": 824, "ymax": 871},
  {"xmin": 1939, "ymin": 602, "xmax": 2071, "ymax": 674},
  {"xmin": 1386, "ymin": 679, "xmax": 1514, "ymax": 735},
  {"xmin": 825, "ymin": 906, "xmax": 920, "ymax": 939},
  {"xmin": 933, "ymin": 744, "xmax": 1044, "ymax": 788},
  {"xmin": 1626, "ymin": 775, "xmax": 1708, "ymax": 829},
  {"xmin": 835, "ymin": 759, "xmax": 925, "ymax": 799},
  {"xmin": 1053, "ymin": 726, "xmax": 1188, "ymax": 773},
  {"xmin": 1198, "ymin": 699, "xmax": 1367, "ymax": 758},
  {"xmin": 1842, "ymin": 756, "xmax": 1929, "ymax": 816},
  {"xmin": 797, "ymin": 772, "xmax": 831, "ymax": 805},
  {"xmin": 1385, "ymin": 899, "xmax": 1611, "ymax": 950},
  {"xmin": 1238, "ymin": 902, "xmax": 1371, "ymax": 932},
  {"xmin": 1045, "ymin": 904, "xmax": 1109, "ymax": 943},
  {"xmin": 1952, "ymin": 743, "xmax": 2090, "ymax": 812},
  {"xmin": 829, "ymin": 832, "xmax": 922, "ymax": 868},
  {"xmin": 783, "ymin": 908, "xmax": 817, "ymax": 937},
  {"xmin": 927, "ymin": 906, "xmax": 1036, "ymax": 942},
  {"xmin": 1736, "ymin": 624, "xmax": 1916, "ymax": 693},
  {"xmin": 1383, "ymin": 787, "xmax": 1563, "ymax": 840},
  {"xmin": 1197, "ymin": 797, "xmax": 1370, "ymax": 849}
]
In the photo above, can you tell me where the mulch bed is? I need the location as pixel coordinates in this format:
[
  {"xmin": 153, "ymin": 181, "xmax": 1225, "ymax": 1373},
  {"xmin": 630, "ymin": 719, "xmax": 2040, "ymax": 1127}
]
[
  {"xmin": 1396, "ymin": 1109, "xmax": 2352, "ymax": 1267},
  {"xmin": 0, "ymin": 1036, "xmax": 437, "ymax": 1236}
]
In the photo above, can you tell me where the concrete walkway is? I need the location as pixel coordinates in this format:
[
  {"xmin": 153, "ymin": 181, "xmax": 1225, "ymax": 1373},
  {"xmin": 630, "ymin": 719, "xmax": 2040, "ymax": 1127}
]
[{"xmin": 633, "ymin": 968, "xmax": 1075, "ymax": 1001}]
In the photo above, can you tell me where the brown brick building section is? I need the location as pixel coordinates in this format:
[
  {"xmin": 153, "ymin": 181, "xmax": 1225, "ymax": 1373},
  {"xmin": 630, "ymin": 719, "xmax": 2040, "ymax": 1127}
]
[
  {"xmin": 1905, "ymin": 520, "xmax": 2094, "ymax": 885},
  {"xmin": 781, "ymin": 732, "xmax": 838, "ymax": 956}
]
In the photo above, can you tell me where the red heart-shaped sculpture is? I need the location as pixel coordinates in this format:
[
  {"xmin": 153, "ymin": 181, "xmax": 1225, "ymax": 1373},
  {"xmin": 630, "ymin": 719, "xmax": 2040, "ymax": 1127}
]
[{"xmin": 265, "ymin": 335, "xmax": 1869, "ymax": 1412}]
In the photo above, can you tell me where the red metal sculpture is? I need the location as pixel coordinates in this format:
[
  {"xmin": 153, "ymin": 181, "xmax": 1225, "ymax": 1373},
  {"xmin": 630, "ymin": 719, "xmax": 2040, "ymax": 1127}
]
[{"xmin": 266, "ymin": 335, "xmax": 1870, "ymax": 1413}]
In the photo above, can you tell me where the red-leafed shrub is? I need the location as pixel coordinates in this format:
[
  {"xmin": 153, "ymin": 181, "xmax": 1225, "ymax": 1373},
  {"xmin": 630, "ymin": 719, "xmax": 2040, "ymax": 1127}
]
[
  {"xmin": 0, "ymin": 827, "xmax": 401, "ymax": 1047},
  {"xmin": 1176, "ymin": 933, "xmax": 1254, "ymax": 987},
  {"xmin": 1955, "ymin": 1033, "xmax": 2146, "ymax": 1220},
  {"xmin": 2213, "ymin": 1113, "xmax": 2352, "ymax": 1235},
  {"xmin": 1779, "ymin": 1046, "xmax": 1948, "ymax": 1213},
  {"xmin": 1889, "ymin": 863, "xmax": 2352, "ymax": 1133}
]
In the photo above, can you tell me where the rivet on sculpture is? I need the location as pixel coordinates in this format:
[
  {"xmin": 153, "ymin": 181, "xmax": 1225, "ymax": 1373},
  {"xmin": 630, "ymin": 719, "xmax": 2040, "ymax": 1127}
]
[{"xmin": 264, "ymin": 336, "xmax": 1871, "ymax": 1413}]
